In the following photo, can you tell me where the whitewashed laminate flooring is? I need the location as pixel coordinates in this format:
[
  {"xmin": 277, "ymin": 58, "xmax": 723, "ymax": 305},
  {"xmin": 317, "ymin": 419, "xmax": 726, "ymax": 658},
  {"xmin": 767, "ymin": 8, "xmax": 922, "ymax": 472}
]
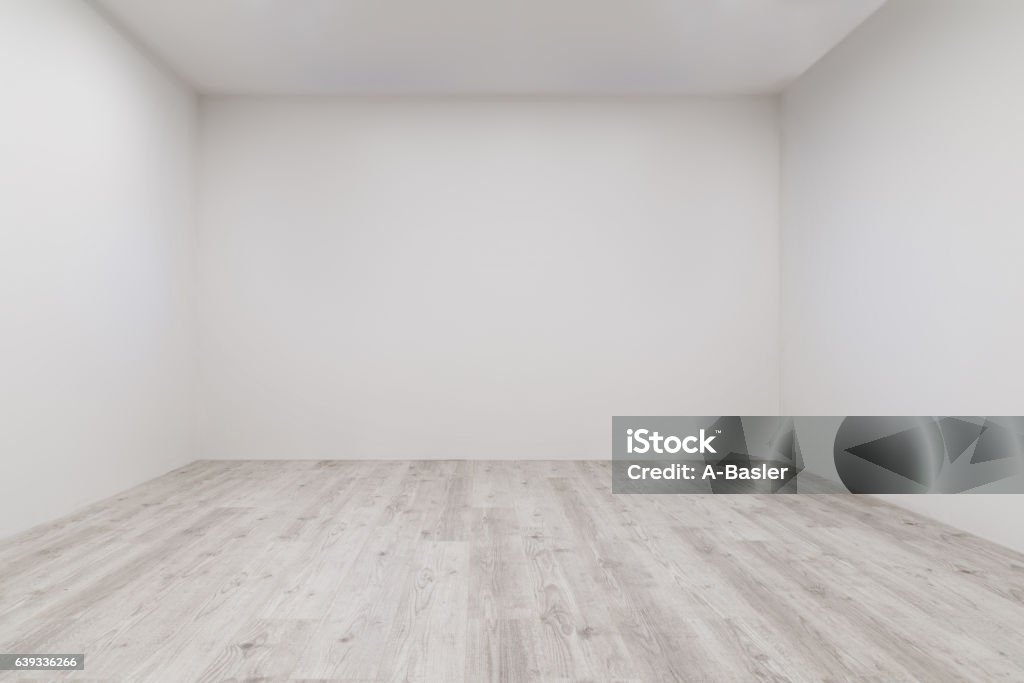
[{"xmin": 2, "ymin": 460, "xmax": 1024, "ymax": 681}]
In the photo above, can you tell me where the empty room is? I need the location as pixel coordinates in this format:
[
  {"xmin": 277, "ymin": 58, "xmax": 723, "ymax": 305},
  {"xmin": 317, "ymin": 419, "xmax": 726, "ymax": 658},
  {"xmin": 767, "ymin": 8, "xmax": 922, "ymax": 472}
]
[{"xmin": 2, "ymin": 0, "xmax": 1024, "ymax": 680}]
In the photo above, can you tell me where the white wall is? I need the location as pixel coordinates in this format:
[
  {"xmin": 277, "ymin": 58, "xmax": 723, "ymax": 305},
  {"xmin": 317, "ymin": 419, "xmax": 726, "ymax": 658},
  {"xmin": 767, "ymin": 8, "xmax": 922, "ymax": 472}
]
[
  {"xmin": 3, "ymin": 0, "xmax": 1021, "ymax": 553},
  {"xmin": 199, "ymin": 97, "xmax": 779, "ymax": 459},
  {"xmin": 0, "ymin": 0, "xmax": 197, "ymax": 538},
  {"xmin": 782, "ymin": 0, "xmax": 1024, "ymax": 551}
]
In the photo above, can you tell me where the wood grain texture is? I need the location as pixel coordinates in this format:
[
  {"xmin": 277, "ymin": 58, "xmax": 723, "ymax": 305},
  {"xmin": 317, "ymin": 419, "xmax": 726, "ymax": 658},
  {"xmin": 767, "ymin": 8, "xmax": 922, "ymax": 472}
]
[{"xmin": 2, "ymin": 460, "xmax": 1024, "ymax": 682}]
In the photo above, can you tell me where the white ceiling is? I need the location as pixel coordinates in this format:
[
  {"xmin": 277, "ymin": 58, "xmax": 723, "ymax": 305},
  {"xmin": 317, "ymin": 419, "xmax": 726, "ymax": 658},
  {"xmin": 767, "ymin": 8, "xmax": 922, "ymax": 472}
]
[{"xmin": 95, "ymin": 0, "xmax": 886, "ymax": 95}]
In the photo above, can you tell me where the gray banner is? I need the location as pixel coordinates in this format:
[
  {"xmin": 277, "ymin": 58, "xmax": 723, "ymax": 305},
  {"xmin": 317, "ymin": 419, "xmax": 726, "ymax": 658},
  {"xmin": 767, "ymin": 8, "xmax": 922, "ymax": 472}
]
[
  {"xmin": 0, "ymin": 654, "xmax": 84, "ymax": 670},
  {"xmin": 612, "ymin": 416, "xmax": 1024, "ymax": 494}
]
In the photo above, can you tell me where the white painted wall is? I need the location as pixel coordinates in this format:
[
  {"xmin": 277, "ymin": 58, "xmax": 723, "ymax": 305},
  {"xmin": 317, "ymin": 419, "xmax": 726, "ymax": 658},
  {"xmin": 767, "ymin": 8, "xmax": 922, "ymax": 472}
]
[
  {"xmin": 0, "ymin": 1, "xmax": 197, "ymax": 538},
  {"xmin": 198, "ymin": 98, "xmax": 780, "ymax": 459},
  {"xmin": 8, "ymin": 0, "xmax": 1019, "ymax": 552},
  {"xmin": 782, "ymin": 0, "xmax": 1024, "ymax": 551}
]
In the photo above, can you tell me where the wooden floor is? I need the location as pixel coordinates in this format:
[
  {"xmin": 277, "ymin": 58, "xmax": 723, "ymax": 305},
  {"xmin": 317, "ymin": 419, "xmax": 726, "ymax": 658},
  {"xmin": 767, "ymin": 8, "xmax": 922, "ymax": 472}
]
[{"xmin": 2, "ymin": 461, "xmax": 1024, "ymax": 682}]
